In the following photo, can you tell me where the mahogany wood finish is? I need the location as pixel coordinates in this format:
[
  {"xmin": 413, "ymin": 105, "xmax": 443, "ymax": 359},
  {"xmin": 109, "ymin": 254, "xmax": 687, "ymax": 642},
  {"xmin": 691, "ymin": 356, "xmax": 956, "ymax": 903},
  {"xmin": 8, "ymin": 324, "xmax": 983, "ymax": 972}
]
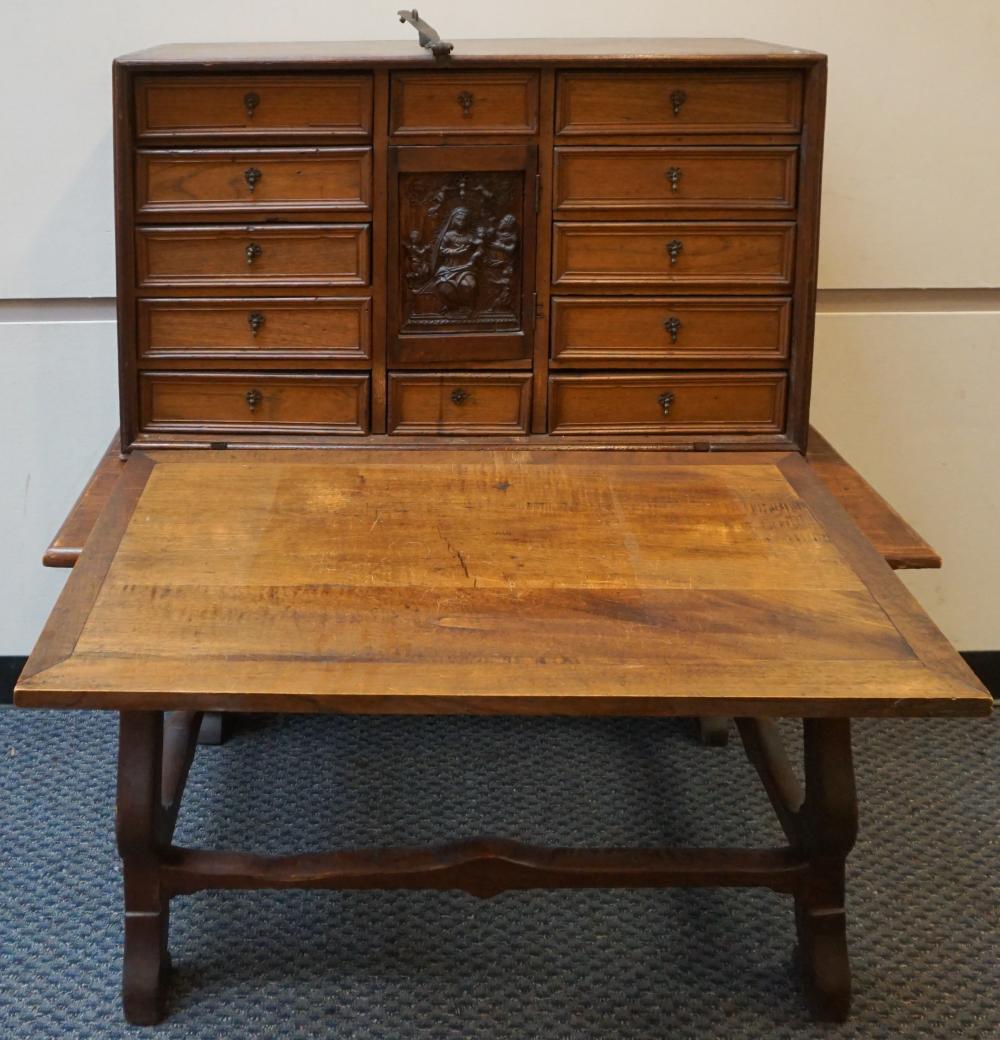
[{"xmin": 113, "ymin": 39, "xmax": 828, "ymax": 451}]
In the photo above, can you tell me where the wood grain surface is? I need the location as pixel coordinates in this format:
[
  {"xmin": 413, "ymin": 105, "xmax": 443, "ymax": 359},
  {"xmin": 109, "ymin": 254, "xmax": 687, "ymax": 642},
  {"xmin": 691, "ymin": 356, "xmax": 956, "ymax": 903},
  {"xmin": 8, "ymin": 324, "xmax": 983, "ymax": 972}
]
[{"xmin": 20, "ymin": 449, "xmax": 987, "ymax": 717}]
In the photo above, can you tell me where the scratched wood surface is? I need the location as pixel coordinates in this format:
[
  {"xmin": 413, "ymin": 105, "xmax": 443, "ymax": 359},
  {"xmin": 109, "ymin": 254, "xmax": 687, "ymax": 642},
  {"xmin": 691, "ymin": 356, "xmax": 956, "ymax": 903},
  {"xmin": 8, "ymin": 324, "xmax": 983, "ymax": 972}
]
[{"xmin": 17, "ymin": 450, "xmax": 989, "ymax": 717}]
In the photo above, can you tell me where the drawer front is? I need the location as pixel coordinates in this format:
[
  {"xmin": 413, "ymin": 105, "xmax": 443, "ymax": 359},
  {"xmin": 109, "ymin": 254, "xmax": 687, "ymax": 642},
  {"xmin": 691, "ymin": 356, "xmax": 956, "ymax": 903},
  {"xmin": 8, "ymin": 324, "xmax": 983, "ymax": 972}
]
[
  {"xmin": 138, "ymin": 298, "xmax": 371, "ymax": 364},
  {"xmin": 556, "ymin": 72, "xmax": 802, "ymax": 136},
  {"xmin": 548, "ymin": 373, "xmax": 787, "ymax": 435},
  {"xmin": 136, "ymin": 225, "xmax": 370, "ymax": 289},
  {"xmin": 388, "ymin": 373, "xmax": 532, "ymax": 435},
  {"xmin": 136, "ymin": 75, "xmax": 373, "ymax": 140},
  {"xmin": 136, "ymin": 149, "xmax": 372, "ymax": 216},
  {"xmin": 550, "ymin": 297, "xmax": 791, "ymax": 367},
  {"xmin": 390, "ymin": 72, "xmax": 538, "ymax": 135},
  {"xmin": 140, "ymin": 372, "xmax": 370, "ymax": 434},
  {"xmin": 552, "ymin": 222, "xmax": 795, "ymax": 290},
  {"xmin": 553, "ymin": 147, "xmax": 797, "ymax": 213}
]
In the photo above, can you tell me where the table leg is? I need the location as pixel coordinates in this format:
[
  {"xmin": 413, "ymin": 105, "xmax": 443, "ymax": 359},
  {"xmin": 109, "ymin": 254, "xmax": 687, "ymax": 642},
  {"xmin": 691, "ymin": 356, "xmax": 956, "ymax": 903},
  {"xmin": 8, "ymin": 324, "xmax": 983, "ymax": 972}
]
[
  {"xmin": 116, "ymin": 711, "xmax": 170, "ymax": 1025},
  {"xmin": 116, "ymin": 710, "xmax": 202, "ymax": 1024},
  {"xmin": 697, "ymin": 716, "xmax": 731, "ymax": 746},
  {"xmin": 197, "ymin": 711, "xmax": 228, "ymax": 745},
  {"xmin": 794, "ymin": 718, "xmax": 858, "ymax": 1022}
]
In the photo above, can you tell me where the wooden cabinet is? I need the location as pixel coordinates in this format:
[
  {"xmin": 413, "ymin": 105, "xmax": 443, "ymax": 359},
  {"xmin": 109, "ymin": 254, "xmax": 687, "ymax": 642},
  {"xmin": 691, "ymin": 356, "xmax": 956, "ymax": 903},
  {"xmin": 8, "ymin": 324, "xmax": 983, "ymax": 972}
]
[{"xmin": 113, "ymin": 39, "xmax": 825, "ymax": 449}]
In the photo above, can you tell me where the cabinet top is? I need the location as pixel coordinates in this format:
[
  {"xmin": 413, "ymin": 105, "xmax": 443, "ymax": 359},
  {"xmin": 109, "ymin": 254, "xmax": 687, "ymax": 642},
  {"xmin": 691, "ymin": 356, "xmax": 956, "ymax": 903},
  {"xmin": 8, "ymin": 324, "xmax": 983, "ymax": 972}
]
[{"xmin": 114, "ymin": 37, "xmax": 825, "ymax": 69}]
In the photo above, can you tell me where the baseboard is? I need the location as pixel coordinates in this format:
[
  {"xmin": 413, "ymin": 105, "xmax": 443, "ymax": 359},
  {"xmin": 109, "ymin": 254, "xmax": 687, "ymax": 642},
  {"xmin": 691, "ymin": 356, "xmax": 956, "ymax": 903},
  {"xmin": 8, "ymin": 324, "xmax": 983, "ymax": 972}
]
[
  {"xmin": 2, "ymin": 657, "xmax": 27, "ymax": 706},
  {"xmin": 2, "ymin": 653, "xmax": 999, "ymax": 709}
]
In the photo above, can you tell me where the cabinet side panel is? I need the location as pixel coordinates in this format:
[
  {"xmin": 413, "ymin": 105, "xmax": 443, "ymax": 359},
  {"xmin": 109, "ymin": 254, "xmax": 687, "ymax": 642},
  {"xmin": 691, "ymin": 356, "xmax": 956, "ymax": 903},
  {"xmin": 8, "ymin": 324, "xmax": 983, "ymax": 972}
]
[
  {"xmin": 113, "ymin": 62, "xmax": 138, "ymax": 451},
  {"xmin": 786, "ymin": 60, "xmax": 826, "ymax": 451}
]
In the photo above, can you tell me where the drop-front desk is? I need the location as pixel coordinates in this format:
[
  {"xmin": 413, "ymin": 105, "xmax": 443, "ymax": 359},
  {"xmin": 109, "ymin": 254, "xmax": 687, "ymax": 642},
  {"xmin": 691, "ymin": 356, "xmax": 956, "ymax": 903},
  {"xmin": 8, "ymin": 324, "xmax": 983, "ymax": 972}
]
[{"xmin": 15, "ymin": 34, "xmax": 990, "ymax": 1026}]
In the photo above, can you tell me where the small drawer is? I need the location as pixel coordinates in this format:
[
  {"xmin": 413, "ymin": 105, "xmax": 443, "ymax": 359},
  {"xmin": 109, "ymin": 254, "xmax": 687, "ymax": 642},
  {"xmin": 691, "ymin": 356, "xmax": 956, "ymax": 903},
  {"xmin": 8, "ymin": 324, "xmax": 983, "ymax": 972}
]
[
  {"xmin": 388, "ymin": 373, "xmax": 532, "ymax": 435},
  {"xmin": 136, "ymin": 148, "xmax": 372, "ymax": 217},
  {"xmin": 550, "ymin": 297, "xmax": 791, "ymax": 368},
  {"xmin": 137, "ymin": 298, "xmax": 372, "ymax": 365},
  {"xmin": 547, "ymin": 373, "xmax": 787, "ymax": 435},
  {"xmin": 553, "ymin": 147, "xmax": 797, "ymax": 214},
  {"xmin": 135, "ymin": 74, "xmax": 373, "ymax": 141},
  {"xmin": 390, "ymin": 72, "xmax": 538, "ymax": 135},
  {"xmin": 139, "ymin": 372, "xmax": 370, "ymax": 435},
  {"xmin": 552, "ymin": 222, "xmax": 795, "ymax": 290},
  {"xmin": 136, "ymin": 224, "xmax": 370, "ymax": 289},
  {"xmin": 556, "ymin": 71, "xmax": 802, "ymax": 136}
]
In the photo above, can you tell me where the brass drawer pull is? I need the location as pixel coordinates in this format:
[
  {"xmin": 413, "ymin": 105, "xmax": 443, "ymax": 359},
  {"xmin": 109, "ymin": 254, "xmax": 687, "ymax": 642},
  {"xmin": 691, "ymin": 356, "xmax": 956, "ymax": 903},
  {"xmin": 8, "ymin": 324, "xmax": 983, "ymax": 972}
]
[
  {"xmin": 663, "ymin": 316, "xmax": 683, "ymax": 343},
  {"xmin": 670, "ymin": 89, "xmax": 687, "ymax": 117},
  {"xmin": 657, "ymin": 391, "xmax": 675, "ymax": 416},
  {"xmin": 244, "ymin": 167, "xmax": 262, "ymax": 192},
  {"xmin": 666, "ymin": 239, "xmax": 684, "ymax": 265},
  {"xmin": 665, "ymin": 166, "xmax": 682, "ymax": 192},
  {"xmin": 248, "ymin": 311, "xmax": 265, "ymax": 336},
  {"xmin": 244, "ymin": 91, "xmax": 260, "ymax": 119},
  {"xmin": 245, "ymin": 388, "xmax": 263, "ymax": 412},
  {"xmin": 450, "ymin": 387, "xmax": 470, "ymax": 405},
  {"xmin": 457, "ymin": 90, "xmax": 475, "ymax": 116},
  {"xmin": 245, "ymin": 241, "xmax": 263, "ymax": 265}
]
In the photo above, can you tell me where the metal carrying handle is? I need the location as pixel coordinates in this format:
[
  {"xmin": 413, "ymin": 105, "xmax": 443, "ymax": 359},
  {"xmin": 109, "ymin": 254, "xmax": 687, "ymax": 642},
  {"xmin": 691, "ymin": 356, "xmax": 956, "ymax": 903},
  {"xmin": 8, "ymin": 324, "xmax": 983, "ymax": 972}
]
[{"xmin": 398, "ymin": 9, "xmax": 454, "ymax": 57}]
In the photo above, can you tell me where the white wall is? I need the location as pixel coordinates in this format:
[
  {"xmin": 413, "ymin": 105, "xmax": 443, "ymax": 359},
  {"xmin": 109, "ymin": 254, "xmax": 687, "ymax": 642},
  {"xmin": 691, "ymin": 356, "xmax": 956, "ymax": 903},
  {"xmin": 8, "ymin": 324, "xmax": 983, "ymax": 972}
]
[{"xmin": 2, "ymin": 1, "xmax": 999, "ymax": 652}]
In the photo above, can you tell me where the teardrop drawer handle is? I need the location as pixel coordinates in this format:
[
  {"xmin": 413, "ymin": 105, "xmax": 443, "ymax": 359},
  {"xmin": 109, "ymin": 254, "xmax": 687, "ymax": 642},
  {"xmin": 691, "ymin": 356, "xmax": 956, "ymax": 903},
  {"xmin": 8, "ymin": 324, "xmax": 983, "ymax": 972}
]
[
  {"xmin": 244, "ymin": 91, "xmax": 260, "ymax": 119},
  {"xmin": 248, "ymin": 312, "xmax": 265, "ymax": 336},
  {"xmin": 670, "ymin": 89, "xmax": 687, "ymax": 117},
  {"xmin": 457, "ymin": 91, "xmax": 474, "ymax": 116},
  {"xmin": 666, "ymin": 239, "xmax": 684, "ymax": 265},
  {"xmin": 245, "ymin": 388, "xmax": 263, "ymax": 412},
  {"xmin": 663, "ymin": 316, "xmax": 683, "ymax": 343},
  {"xmin": 245, "ymin": 242, "xmax": 263, "ymax": 265},
  {"xmin": 244, "ymin": 167, "xmax": 262, "ymax": 192},
  {"xmin": 657, "ymin": 391, "xmax": 675, "ymax": 417},
  {"xmin": 665, "ymin": 167, "xmax": 682, "ymax": 192},
  {"xmin": 450, "ymin": 387, "xmax": 470, "ymax": 405}
]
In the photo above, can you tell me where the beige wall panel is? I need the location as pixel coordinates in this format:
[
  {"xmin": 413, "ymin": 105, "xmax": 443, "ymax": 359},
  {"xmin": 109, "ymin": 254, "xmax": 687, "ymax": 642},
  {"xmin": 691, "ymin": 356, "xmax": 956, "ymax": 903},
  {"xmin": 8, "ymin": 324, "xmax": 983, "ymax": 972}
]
[
  {"xmin": 2, "ymin": 2, "xmax": 1000, "ymax": 295},
  {"xmin": 811, "ymin": 310, "xmax": 1000, "ymax": 649},
  {"xmin": 0, "ymin": 319, "xmax": 118, "ymax": 654}
]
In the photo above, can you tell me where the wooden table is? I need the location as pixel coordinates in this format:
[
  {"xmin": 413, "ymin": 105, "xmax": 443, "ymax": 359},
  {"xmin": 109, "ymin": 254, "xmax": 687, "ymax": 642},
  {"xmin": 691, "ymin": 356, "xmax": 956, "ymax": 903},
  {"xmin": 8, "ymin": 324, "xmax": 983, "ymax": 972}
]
[{"xmin": 17, "ymin": 445, "xmax": 988, "ymax": 1025}]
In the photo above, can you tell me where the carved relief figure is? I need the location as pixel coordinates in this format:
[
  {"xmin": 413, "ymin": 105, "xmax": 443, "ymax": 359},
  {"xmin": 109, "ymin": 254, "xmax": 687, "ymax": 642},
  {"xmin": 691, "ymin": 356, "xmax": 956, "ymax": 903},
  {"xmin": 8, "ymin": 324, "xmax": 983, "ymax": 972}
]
[{"xmin": 400, "ymin": 171, "xmax": 523, "ymax": 332}]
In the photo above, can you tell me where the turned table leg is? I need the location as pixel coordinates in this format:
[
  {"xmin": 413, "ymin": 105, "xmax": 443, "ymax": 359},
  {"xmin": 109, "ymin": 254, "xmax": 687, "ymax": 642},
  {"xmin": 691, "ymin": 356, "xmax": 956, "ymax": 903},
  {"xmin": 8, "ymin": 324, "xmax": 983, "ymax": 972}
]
[
  {"xmin": 116, "ymin": 709, "xmax": 202, "ymax": 1024},
  {"xmin": 795, "ymin": 718, "xmax": 858, "ymax": 1022}
]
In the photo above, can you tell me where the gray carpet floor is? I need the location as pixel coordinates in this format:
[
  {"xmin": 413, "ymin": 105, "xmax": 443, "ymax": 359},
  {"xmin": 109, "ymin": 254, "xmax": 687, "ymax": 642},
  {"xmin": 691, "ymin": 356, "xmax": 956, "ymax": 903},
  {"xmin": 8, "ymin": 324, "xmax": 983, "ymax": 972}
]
[{"xmin": 1, "ymin": 708, "xmax": 996, "ymax": 1039}]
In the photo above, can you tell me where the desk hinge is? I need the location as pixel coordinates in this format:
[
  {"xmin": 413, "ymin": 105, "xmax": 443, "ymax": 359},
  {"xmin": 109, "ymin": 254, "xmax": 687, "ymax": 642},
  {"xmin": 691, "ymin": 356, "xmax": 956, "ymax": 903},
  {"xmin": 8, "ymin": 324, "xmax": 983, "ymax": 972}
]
[{"xmin": 534, "ymin": 173, "xmax": 541, "ymax": 213}]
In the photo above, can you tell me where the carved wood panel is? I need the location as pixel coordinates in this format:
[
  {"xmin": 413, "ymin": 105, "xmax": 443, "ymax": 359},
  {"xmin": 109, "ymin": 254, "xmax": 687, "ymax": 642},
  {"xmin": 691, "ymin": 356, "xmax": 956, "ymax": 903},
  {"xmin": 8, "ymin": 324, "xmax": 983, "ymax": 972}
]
[{"xmin": 398, "ymin": 169, "xmax": 525, "ymax": 335}]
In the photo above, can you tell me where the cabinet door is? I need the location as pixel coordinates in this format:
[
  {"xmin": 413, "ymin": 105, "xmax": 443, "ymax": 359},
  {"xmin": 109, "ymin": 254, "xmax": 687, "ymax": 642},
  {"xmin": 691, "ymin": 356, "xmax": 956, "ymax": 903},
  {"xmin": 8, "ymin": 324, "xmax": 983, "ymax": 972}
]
[{"xmin": 388, "ymin": 144, "xmax": 537, "ymax": 367}]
